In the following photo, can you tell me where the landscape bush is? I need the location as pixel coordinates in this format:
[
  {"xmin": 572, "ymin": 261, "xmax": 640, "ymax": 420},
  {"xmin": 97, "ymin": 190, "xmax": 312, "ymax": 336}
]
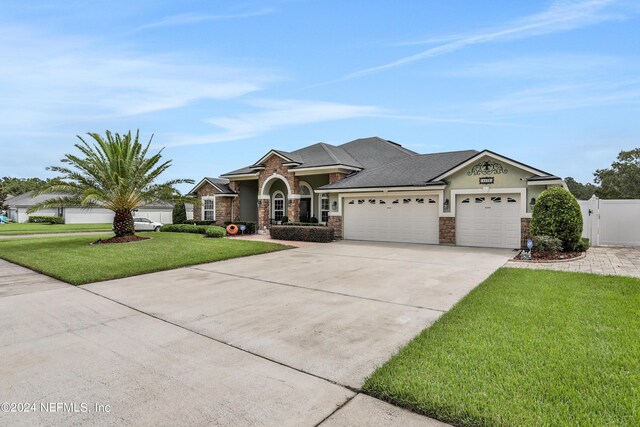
[
  {"xmin": 172, "ymin": 202, "xmax": 187, "ymax": 224},
  {"xmin": 533, "ymin": 235, "xmax": 563, "ymax": 254},
  {"xmin": 223, "ymin": 221, "xmax": 256, "ymax": 233},
  {"xmin": 28, "ymin": 215, "xmax": 64, "ymax": 224},
  {"xmin": 281, "ymin": 221, "xmax": 326, "ymax": 227},
  {"xmin": 531, "ymin": 187, "xmax": 583, "ymax": 251},
  {"xmin": 270, "ymin": 225, "xmax": 334, "ymax": 243},
  {"xmin": 184, "ymin": 220, "xmax": 216, "ymax": 226},
  {"xmin": 309, "ymin": 216, "xmax": 319, "ymax": 224},
  {"xmin": 574, "ymin": 237, "xmax": 590, "ymax": 252},
  {"xmin": 204, "ymin": 227, "xmax": 226, "ymax": 238},
  {"xmin": 160, "ymin": 224, "xmax": 225, "ymax": 237}
]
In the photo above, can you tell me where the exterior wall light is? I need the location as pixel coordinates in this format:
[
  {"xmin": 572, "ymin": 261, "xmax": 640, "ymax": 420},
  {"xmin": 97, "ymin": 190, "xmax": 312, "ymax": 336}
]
[
  {"xmin": 443, "ymin": 198, "xmax": 450, "ymax": 211},
  {"xmin": 530, "ymin": 197, "xmax": 536, "ymax": 206},
  {"xmin": 332, "ymin": 201, "xmax": 338, "ymax": 210}
]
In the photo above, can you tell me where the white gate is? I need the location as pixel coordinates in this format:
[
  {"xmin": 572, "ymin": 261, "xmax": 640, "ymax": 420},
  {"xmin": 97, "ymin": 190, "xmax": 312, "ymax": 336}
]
[{"xmin": 579, "ymin": 197, "xmax": 640, "ymax": 246}]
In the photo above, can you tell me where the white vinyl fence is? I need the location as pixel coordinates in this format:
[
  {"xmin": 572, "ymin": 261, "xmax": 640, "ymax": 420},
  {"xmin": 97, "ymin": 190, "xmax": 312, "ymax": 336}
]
[{"xmin": 578, "ymin": 197, "xmax": 640, "ymax": 247}]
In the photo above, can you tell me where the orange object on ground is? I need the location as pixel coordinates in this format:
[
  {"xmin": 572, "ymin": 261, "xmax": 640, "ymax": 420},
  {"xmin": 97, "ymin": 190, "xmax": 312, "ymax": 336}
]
[{"xmin": 226, "ymin": 224, "xmax": 239, "ymax": 235}]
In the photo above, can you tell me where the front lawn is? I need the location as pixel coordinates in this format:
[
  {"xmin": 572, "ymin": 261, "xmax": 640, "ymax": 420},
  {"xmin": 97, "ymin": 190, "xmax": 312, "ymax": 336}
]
[
  {"xmin": 0, "ymin": 222, "xmax": 112, "ymax": 235},
  {"xmin": 364, "ymin": 268, "xmax": 640, "ymax": 426},
  {"xmin": 0, "ymin": 233, "xmax": 289, "ymax": 285}
]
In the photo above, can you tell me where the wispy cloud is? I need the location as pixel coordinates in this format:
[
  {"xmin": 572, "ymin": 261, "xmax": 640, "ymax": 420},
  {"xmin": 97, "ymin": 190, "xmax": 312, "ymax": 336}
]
[
  {"xmin": 162, "ymin": 99, "xmax": 383, "ymax": 147},
  {"xmin": 135, "ymin": 9, "xmax": 273, "ymax": 31},
  {"xmin": 481, "ymin": 78, "xmax": 640, "ymax": 114},
  {"xmin": 0, "ymin": 25, "xmax": 277, "ymax": 127},
  {"xmin": 338, "ymin": 0, "xmax": 625, "ymax": 81}
]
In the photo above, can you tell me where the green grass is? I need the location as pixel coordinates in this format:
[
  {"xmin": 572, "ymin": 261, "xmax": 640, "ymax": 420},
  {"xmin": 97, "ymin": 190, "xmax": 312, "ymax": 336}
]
[
  {"xmin": 0, "ymin": 222, "xmax": 112, "ymax": 235},
  {"xmin": 0, "ymin": 232, "xmax": 290, "ymax": 285},
  {"xmin": 364, "ymin": 268, "xmax": 640, "ymax": 427}
]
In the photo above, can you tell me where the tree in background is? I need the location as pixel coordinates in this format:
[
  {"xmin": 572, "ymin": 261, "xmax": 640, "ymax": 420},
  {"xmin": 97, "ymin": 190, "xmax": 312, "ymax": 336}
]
[
  {"xmin": 28, "ymin": 130, "xmax": 193, "ymax": 241},
  {"xmin": 564, "ymin": 177, "xmax": 597, "ymax": 200},
  {"xmin": 172, "ymin": 201, "xmax": 187, "ymax": 224},
  {"xmin": 594, "ymin": 148, "xmax": 640, "ymax": 199}
]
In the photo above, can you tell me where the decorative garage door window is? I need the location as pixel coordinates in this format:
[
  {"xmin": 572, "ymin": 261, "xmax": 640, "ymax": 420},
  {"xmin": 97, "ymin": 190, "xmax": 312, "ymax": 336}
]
[
  {"xmin": 475, "ymin": 197, "xmax": 485, "ymax": 203},
  {"xmin": 203, "ymin": 198, "xmax": 215, "ymax": 221},
  {"xmin": 321, "ymin": 194, "xmax": 329, "ymax": 223},
  {"xmin": 273, "ymin": 192, "xmax": 284, "ymax": 221},
  {"xmin": 491, "ymin": 197, "xmax": 502, "ymax": 203},
  {"xmin": 467, "ymin": 160, "xmax": 508, "ymax": 175}
]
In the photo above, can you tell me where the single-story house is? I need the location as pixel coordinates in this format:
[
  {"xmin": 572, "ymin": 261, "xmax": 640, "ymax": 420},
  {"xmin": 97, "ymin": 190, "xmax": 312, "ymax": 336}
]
[
  {"xmin": 5, "ymin": 191, "xmax": 193, "ymax": 224},
  {"xmin": 189, "ymin": 137, "xmax": 565, "ymax": 249}
]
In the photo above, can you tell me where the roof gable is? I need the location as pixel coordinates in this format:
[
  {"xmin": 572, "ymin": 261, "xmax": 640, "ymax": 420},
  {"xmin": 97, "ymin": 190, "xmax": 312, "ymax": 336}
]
[{"xmin": 432, "ymin": 150, "xmax": 551, "ymax": 181}]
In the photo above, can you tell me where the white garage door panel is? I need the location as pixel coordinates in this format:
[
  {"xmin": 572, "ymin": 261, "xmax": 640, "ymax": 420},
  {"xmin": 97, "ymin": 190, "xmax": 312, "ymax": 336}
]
[
  {"xmin": 456, "ymin": 195, "xmax": 521, "ymax": 248},
  {"xmin": 64, "ymin": 208, "xmax": 114, "ymax": 224},
  {"xmin": 344, "ymin": 196, "xmax": 439, "ymax": 244},
  {"xmin": 135, "ymin": 209, "xmax": 173, "ymax": 224}
]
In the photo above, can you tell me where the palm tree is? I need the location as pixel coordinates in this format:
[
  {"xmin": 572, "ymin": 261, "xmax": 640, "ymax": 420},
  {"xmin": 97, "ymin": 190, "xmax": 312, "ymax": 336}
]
[{"xmin": 28, "ymin": 130, "xmax": 193, "ymax": 239}]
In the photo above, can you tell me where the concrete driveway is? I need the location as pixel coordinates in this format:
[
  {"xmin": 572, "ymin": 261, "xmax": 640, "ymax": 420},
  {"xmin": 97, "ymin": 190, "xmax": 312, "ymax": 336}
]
[{"xmin": 1, "ymin": 241, "xmax": 511, "ymax": 425}]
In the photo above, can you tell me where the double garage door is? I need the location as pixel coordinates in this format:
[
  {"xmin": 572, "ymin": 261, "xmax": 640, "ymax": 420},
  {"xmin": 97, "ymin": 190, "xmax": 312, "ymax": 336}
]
[
  {"xmin": 343, "ymin": 193, "xmax": 521, "ymax": 248},
  {"xmin": 343, "ymin": 196, "xmax": 439, "ymax": 244}
]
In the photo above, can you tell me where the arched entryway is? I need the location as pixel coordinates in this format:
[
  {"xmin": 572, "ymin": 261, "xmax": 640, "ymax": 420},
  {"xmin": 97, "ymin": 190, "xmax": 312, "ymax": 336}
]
[{"xmin": 259, "ymin": 174, "xmax": 291, "ymax": 227}]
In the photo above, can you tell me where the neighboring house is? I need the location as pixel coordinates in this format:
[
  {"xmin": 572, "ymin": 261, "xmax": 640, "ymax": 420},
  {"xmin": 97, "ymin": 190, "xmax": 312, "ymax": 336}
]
[
  {"xmin": 189, "ymin": 137, "xmax": 565, "ymax": 249},
  {"xmin": 5, "ymin": 191, "xmax": 188, "ymax": 224}
]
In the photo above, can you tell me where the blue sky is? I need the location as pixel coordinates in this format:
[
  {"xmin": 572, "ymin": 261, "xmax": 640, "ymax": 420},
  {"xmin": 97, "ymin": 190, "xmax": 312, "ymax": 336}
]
[{"xmin": 1, "ymin": 0, "xmax": 639, "ymax": 192}]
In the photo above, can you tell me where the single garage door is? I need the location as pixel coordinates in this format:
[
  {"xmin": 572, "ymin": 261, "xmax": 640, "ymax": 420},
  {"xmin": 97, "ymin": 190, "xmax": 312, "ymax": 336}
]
[
  {"xmin": 343, "ymin": 195, "xmax": 439, "ymax": 244},
  {"xmin": 456, "ymin": 194, "xmax": 521, "ymax": 248}
]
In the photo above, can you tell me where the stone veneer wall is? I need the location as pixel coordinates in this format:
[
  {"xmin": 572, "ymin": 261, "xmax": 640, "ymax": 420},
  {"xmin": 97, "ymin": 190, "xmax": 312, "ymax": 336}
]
[
  {"xmin": 194, "ymin": 181, "xmax": 218, "ymax": 222},
  {"xmin": 256, "ymin": 155, "xmax": 300, "ymax": 229},
  {"xmin": 439, "ymin": 217, "xmax": 455, "ymax": 244},
  {"xmin": 229, "ymin": 181, "xmax": 241, "ymax": 221},
  {"xmin": 328, "ymin": 216, "xmax": 342, "ymax": 239},
  {"xmin": 215, "ymin": 197, "xmax": 232, "ymax": 225},
  {"xmin": 520, "ymin": 218, "xmax": 531, "ymax": 249}
]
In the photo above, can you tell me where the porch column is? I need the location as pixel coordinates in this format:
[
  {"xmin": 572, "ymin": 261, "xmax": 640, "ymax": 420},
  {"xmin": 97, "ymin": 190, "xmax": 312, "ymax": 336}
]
[
  {"xmin": 258, "ymin": 198, "xmax": 270, "ymax": 232},
  {"xmin": 229, "ymin": 181, "xmax": 241, "ymax": 221},
  {"xmin": 288, "ymin": 198, "xmax": 300, "ymax": 222}
]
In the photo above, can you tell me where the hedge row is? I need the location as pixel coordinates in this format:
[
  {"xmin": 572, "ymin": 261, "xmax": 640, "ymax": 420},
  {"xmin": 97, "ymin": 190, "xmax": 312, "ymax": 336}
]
[
  {"xmin": 281, "ymin": 221, "xmax": 326, "ymax": 227},
  {"xmin": 270, "ymin": 225, "xmax": 334, "ymax": 243},
  {"xmin": 159, "ymin": 224, "xmax": 226, "ymax": 238},
  {"xmin": 184, "ymin": 220, "xmax": 216, "ymax": 226},
  {"xmin": 28, "ymin": 216, "xmax": 64, "ymax": 224}
]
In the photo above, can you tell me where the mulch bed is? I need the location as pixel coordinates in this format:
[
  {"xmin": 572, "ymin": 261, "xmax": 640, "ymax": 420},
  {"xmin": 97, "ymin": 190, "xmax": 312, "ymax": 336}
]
[
  {"xmin": 92, "ymin": 235, "xmax": 150, "ymax": 245},
  {"xmin": 514, "ymin": 250, "xmax": 583, "ymax": 262}
]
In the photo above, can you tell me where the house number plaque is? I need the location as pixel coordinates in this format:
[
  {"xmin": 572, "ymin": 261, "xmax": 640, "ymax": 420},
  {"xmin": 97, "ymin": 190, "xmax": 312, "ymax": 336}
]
[{"xmin": 479, "ymin": 176, "xmax": 494, "ymax": 185}]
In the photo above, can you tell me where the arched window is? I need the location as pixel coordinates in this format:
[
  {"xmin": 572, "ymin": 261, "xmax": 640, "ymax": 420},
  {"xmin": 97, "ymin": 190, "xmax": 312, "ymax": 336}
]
[
  {"xmin": 272, "ymin": 191, "xmax": 285, "ymax": 222},
  {"xmin": 321, "ymin": 193, "xmax": 329, "ymax": 223}
]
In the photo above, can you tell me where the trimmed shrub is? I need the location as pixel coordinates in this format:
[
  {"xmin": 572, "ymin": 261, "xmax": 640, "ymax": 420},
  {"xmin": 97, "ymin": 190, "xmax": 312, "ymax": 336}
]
[
  {"xmin": 223, "ymin": 221, "xmax": 256, "ymax": 234},
  {"xmin": 531, "ymin": 187, "xmax": 583, "ymax": 251},
  {"xmin": 282, "ymin": 221, "xmax": 326, "ymax": 227},
  {"xmin": 533, "ymin": 235, "xmax": 562, "ymax": 255},
  {"xmin": 204, "ymin": 227, "xmax": 226, "ymax": 238},
  {"xmin": 184, "ymin": 220, "xmax": 216, "ymax": 226},
  {"xmin": 280, "ymin": 216, "xmax": 289, "ymax": 223},
  {"xmin": 28, "ymin": 215, "xmax": 64, "ymax": 224},
  {"xmin": 574, "ymin": 237, "xmax": 590, "ymax": 252},
  {"xmin": 270, "ymin": 225, "xmax": 334, "ymax": 243},
  {"xmin": 172, "ymin": 202, "xmax": 187, "ymax": 224},
  {"xmin": 160, "ymin": 224, "xmax": 227, "ymax": 237},
  {"xmin": 309, "ymin": 216, "xmax": 318, "ymax": 224}
]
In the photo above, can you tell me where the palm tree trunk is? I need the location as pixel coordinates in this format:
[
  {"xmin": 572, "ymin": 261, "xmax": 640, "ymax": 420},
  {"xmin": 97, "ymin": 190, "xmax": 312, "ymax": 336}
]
[{"xmin": 113, "ymin": 209, "xmax": 134, "ymax": 237}]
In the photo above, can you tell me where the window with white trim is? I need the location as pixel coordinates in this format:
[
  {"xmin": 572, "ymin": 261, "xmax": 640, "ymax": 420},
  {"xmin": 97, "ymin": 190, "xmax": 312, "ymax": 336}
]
[
  {"xmin": 203, "ymin": 197, "xmax": 215, "ymax": 221},
  {"xmin": 321, "ymin": 193, "xmax": 329, "ymax": 223},
  {"xmin": 272, "ymin": 191, "xmax": 285, "ymax": 221}
]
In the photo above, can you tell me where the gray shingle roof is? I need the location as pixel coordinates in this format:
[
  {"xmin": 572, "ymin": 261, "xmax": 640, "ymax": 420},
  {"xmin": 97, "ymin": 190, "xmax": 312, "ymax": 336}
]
[
  {"xmin": 289, "ymin": 143, "xmax": 362, "ymax": 169},
  {"xmin": 318, "ymin": 150, "xmax": 480, "ymax": 190},
  {"xmin": 338, "ymin": 137, "xmax": 416, "ymax": 169},
  {"xmin": 204, "ymin": 177, "xmax": 235, "ymax": 194}
]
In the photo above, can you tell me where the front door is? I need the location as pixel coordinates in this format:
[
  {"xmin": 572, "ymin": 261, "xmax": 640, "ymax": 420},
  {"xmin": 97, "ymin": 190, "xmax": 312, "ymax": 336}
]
[{"xmin": 300, "ymin": 198, "xmax": 311, "ymax": 222}]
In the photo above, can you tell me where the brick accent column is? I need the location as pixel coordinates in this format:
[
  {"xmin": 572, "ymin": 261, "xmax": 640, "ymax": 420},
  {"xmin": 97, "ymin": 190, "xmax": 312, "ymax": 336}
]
[
  {"xmin": 229, "ymin": 181, "xmax": 241, "ymax": 221},
  {"xmin": 328, "ymin": 216, "xmax": 342, "ymax": 239},
  {"xmin": 288, "ymin": 198, "xmax": 300, "ymax": 222},
  {"xmin": 520, "ymin": 218, "xmax": 531, "ymax": 249},
  {"xmin": 439, "ymin": 217, "xmax": 455, "ymax": 244},
  {"xmin": 258, "ymin": 199, "xmax": 270, "ymax": 232}
]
